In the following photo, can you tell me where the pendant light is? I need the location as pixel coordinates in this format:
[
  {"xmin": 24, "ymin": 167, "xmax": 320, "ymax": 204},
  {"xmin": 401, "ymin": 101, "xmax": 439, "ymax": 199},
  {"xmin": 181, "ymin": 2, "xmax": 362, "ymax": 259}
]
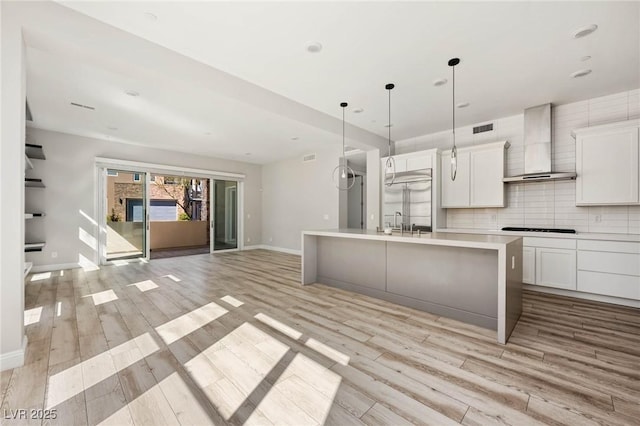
[
  {"xmin": 333, "ymin": 102, "xmax": 355, "ymax": 190},
  {"xmin": 384, "ymin": 83, "xmax": 396, "ymax": 186},
  {"xmin": 448, "ymin": 58, "xmax": 460, "ymax": 181}
]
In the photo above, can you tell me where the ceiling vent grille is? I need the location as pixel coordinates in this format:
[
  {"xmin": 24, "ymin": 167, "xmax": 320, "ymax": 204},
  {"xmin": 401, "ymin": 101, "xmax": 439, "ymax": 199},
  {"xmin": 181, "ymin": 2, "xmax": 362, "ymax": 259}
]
[
  {"xmin": 303, "ymin": 153, "xmax": 316, "ymax": 162},
  {"xmin": 473, "ymin": 123, "xmax": 493, "ymax": 134},
  {"xmin": 70, "ymin": 102, "xmax": 95, "ymax": 111}
]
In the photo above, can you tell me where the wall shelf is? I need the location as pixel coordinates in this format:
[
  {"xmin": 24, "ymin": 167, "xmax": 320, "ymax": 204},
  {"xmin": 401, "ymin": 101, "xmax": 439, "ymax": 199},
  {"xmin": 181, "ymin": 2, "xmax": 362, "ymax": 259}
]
[
  {"xmin": 25, "ymin": 178, "xmax": 45, "ymax": 188},
  {"xmin": 25, "ymin": 155, "xmax": 34, "ymax": 170},
  {"xmin": 25, "ymin": 213, "xmax": 45, "ymax": 220},
  {"xmin": 25, "ymin": 143, "xmax": 46, "ymax": 160},
  {"xmin": 25, "ymin": 242, "xmax": 45, "ymax": 252}
]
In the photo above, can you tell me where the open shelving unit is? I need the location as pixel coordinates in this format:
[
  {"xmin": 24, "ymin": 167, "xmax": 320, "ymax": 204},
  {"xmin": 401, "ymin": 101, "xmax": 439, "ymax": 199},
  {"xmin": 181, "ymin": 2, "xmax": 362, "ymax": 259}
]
[{"xmin": 25, "ymin": 143, "xmax": 46, "ymax": 256}]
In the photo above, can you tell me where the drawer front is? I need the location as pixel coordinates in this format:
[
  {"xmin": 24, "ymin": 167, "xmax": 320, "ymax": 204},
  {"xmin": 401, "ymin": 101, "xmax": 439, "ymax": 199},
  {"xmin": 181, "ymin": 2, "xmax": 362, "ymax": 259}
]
[
  {"xmin": 578, "ymin": 240, "xmax": 640, "ymax": 254},
  {"xmin": 524, "ymin": 237, "xmax": 577, "ymax": 250},
  {"xmin": 578, "ymin": 251, "xmax": 640, "ymax": 276},
  {"xmin": 578, "ymin": 270, "xmax": 640, "ymax": 300}
]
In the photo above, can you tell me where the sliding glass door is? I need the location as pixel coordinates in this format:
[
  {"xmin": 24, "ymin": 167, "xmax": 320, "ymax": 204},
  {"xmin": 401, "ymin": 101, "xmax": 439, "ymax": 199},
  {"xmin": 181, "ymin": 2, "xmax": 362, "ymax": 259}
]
[
  {"xmin": 105, "ymin": 169, "xmax": 148, "ymax": 261},
  {"xmin": 212, "ymin": 179, "xmax": 238, "ymax": 251}
]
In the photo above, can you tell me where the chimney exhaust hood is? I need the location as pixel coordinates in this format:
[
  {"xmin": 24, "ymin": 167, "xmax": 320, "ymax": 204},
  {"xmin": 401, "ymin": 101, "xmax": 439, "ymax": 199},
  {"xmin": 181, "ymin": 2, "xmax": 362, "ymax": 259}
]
[{"xmin": 503, "ymin": 103, "xmax": 577, "ymax": 183}]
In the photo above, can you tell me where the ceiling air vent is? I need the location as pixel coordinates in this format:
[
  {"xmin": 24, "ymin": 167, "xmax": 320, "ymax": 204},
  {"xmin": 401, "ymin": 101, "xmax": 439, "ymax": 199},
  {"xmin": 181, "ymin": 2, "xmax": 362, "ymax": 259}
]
[
  {"xmin": 473, "ymin": 123, "xmax": 493, "ymax": 134},
  {"xmin": 302, "ymin": 153, "xmax": 316, "ymax": 163},
  {"xmin": 70, "ymin": 102, "xmax": 95, "ymax": 110}
]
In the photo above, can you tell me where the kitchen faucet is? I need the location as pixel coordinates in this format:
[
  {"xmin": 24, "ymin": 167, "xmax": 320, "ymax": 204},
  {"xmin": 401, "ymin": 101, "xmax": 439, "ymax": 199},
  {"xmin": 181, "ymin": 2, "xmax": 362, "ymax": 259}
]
[{"xmin": 394, "ymin": 211, "xmax": 402, "ymax": 229}]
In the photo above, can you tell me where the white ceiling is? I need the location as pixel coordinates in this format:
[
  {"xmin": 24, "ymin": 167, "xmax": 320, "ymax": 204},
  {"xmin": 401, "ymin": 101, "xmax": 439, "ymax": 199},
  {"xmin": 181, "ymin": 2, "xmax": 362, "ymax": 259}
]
[{"xmin": 24, "ymin": 1, "xmax": 640, "ymax": 164}]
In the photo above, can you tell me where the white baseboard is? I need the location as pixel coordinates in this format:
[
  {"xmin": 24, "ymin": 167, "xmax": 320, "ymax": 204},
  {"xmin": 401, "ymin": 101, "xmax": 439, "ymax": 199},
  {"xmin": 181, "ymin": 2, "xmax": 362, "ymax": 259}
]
[
  {"xmin": 524, "ymin": 284, "xmax": 640, "ymax": 308},
  {"xmin": 30, "ymin": 263, "xmax": 80, "ymax": 273},
  {"xmin": 244, "ymin": 244, "xmax": 301, "ymax": 256},
  {"xmin": 0, "ymin": 336, "xmax": 27, "ymax": 371}
]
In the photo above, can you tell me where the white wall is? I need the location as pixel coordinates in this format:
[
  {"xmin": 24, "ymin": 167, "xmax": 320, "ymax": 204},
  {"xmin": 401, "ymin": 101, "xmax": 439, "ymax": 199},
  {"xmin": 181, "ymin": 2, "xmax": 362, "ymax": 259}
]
[
  {"xmin": 261, "ymin": 145, "xmax": 342, "ymax": 252},
  {"xmin": 24, "ymin": 128, "xmax": 263, "ymax": 269},
  {"xmin": 396, "ymin": 89, "xmax": 640, "ymax": 235},
  {"xmin": 0, "ymin": 2, "xmax": 27, "ymax": 369}
]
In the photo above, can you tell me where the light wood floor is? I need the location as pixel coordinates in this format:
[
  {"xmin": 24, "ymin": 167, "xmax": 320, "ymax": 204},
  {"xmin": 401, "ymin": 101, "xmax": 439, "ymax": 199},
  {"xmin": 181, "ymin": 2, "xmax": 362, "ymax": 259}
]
[{"xmin": 2, "ymin": 250, "xmax": 639, "ymax": 425}]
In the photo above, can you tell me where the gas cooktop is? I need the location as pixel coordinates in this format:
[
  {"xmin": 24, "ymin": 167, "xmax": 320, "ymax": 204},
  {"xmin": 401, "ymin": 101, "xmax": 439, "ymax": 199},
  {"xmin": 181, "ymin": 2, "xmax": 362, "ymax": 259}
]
[{"xmin": 501, "ymin": 227, "xmax": 576, "ymax": 234}]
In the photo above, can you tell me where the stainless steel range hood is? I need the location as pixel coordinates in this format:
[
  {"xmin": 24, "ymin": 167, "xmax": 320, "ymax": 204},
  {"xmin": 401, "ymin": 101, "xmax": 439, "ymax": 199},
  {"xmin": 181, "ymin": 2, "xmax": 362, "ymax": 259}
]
[{"xmin": 503, "ymin": 103, "xmax": 577, "ymax": 183}]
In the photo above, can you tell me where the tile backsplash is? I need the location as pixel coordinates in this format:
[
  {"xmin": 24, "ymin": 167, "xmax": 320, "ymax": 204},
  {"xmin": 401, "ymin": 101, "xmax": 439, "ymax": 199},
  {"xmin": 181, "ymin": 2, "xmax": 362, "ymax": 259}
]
[{"xmin": 395, "ymin": 88, "xmax": 640, "ymax": 234}]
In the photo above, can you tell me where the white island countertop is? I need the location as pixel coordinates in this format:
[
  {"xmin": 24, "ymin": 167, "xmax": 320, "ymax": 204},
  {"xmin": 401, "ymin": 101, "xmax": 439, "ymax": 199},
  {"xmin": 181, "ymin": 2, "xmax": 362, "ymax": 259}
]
[{"xmin": 302, "ymin": 229, "xmax": 522, "ymax": 250}]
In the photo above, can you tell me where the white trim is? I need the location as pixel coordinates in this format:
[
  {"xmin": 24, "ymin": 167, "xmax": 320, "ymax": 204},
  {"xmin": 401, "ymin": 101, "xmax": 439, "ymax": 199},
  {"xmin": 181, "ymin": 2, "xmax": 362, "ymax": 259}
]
[
  {"xmin": 31, "ymin": 263, "xmax": 80, "ymax": 273},
  {"xmin": 238, "ymin": 181, "xmax": 245, "ymax": 250},
  {"xmin": 247, "ymin": 244, "xmax": 302, "ymax": 256},
  {"xmin": 524, "ymin": 284, "xmax": 640, "ymax": 308},
  {"xmin": 95, "ymin": 157, "xmax": 246, "ymax": 181},
  {"xmin": 0, "ymin": 336, "xmax": 27, "ymax": 371}
]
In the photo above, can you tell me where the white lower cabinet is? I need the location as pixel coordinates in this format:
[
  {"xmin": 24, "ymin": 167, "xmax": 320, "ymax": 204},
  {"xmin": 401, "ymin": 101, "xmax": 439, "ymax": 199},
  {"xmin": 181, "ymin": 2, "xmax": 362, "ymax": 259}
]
[
  {"xmin": 535, "ymin": 248, "xmax": 577, "ymax": 290},
  {"xmin": 523, "ymin": 237, "xmax": 577, "ymax": 290}
]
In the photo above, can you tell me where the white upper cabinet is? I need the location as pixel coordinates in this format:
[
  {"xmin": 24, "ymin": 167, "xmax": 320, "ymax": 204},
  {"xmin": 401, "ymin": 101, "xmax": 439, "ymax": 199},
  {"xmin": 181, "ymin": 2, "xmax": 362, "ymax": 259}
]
[
  {"xmin": 441, "ymin": 141, "xmax": 508, "ymax": 208},
  {"xmin": 441, "ymin": 150, "xmax": 470, "ymax": 207},
  {"xmin": 574, "ymin": 120, "xmax": 640, "ymax": 206}
]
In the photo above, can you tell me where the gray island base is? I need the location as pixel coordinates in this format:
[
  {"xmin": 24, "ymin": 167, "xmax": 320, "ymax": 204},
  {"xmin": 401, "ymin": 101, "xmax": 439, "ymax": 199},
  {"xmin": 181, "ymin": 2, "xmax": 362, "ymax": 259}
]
[{"xmin": 302, "ymin": 229, "xmax": 523, "ymax": 344}]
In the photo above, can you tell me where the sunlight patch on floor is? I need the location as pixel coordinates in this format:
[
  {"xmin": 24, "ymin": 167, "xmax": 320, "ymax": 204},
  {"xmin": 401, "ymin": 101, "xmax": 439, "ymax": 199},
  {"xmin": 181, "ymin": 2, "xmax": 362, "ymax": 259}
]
[
  {"xmin": 30, "ymin": 272, "xmax": 51, "ymax": 282},
  {"xmin": 46, "ymin": 332, "xmax": 160, "ymax": 410},
  {"xmin": 254, "ymin": 313, "xmax": 302, "ymax": 340},
  {"xmin": 221, "ymin": 295, "xmax": 244, "ymax": 307},
  {"xmin": 56, "ymin": 301, "xmax": 62, "ymax": 317},
  {"xmin": 156, "ymin": 302, "xmax": 228, "ymax": 345},
  {"xmin": 196, "ymin": 322, "xmax": 288, "ymax": 421},
  {"xmin": 163, "ymin": 274, "xmax": 181, "ymax": 282},
  {"xmin": 128, "ymin": 279, "xmax": 159, "ymax": 292},
  {"xmin": 84, "ymin": 289, "xmax": 118, "ymax": 306},
  {"xmin": 305, "ymin": 337, "xmax": 350, "ymax": 366},
  {"xmin": 24, "ymin": 306, "xmax": 43, "ymax": 326}
]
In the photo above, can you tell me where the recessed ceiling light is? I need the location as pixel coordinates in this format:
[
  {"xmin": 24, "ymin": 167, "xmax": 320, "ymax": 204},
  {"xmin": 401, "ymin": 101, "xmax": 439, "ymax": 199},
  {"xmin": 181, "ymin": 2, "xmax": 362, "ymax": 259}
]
[
  {"xmin": 244, "ymin": 152, "xmax": 251, "ymax": 156},
  {"xmin": 573, "ymin": 24, "xmax": 598, "ymax": 39},
  {"xmin": 144, "ymin": 12, "xmax": 158, "ymax": 21},
  {"xmin": 433, "ymin": 78, "xmax": 447, "ymax": 87},
  {"xmin": 291, "ymin": 136, "xmax": 299, "ymax": 140},
  {"xmin": 125, "ymin": 90, "xmax": 140, "ymax": 97},
  {"xmin": 581, "ymin": 55, "xmax": 592, "ymax": 62},
  {"xmin": 306, "ymin": 41, "xmax": 323, "ymax": 53},
  {"xmin": 353, "ymin": 108, "xmax": 364, "ymax": 114},
  {"xmin": 456, "ymin": 102, "xmax": 470, "ymax": 108},
  {"xmin": 107, "ymin": 126, "xmax": 118, "ymax": 131},
  {"xmin": 570, "ymin": 69, "xmax": 592, "ymax": 78}
]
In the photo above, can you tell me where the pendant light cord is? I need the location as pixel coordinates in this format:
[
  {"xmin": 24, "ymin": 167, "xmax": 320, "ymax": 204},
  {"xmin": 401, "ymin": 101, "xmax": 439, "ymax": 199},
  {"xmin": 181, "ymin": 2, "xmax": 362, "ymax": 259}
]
[
  {"xmin": 342, "ymin": 105, "xmax": 346, "ymax": 158},
  {"xmin": 452, "ymin": 64, "xmax": 456, "ymax": 150},
  {"xmin": 388, "ymin": 87, "xmax": 392, "ymax": 157}
]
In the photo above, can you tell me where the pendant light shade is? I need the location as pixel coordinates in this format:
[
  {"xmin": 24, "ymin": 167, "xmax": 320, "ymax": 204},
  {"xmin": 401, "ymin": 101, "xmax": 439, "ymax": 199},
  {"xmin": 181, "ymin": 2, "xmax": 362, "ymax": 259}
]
[
  {"xmin": 333, "ymin": 102, "xmax": 355, "ymax": 191},
  {"xmin": 384, "ymin": 83, "xmax": 396, "ymax": 186},
  {"xmin": 448, "ymin": 58, "xmax": 460, "ymax": 181}
]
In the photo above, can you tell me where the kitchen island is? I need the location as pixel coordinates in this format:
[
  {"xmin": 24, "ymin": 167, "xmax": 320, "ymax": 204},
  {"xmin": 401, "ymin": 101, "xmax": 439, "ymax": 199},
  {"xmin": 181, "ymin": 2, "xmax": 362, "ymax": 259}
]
[{"xmin": 302, "ymin": 229, "xmax": 523, "ymax": 344}]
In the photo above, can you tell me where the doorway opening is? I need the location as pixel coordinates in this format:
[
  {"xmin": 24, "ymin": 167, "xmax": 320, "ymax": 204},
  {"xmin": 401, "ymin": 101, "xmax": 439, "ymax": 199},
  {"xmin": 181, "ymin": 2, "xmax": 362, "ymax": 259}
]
[{"xmin": 148, "ymin": 174, "xmax": 211, "ymax": 259}]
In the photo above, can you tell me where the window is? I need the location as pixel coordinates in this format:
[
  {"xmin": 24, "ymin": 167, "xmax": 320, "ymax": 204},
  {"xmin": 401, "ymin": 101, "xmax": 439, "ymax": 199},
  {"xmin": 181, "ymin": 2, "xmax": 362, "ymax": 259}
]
[
  {"xmin": 133, "ymin": 173, "xmax": 141, "ymax": 182},
  {"xmin": 163, "ymin": 176, "xmax": 178, "ymax": 184},
  {"xmin": 107, "ymin": 170, "xmax": 118, "ymax": 177}
]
